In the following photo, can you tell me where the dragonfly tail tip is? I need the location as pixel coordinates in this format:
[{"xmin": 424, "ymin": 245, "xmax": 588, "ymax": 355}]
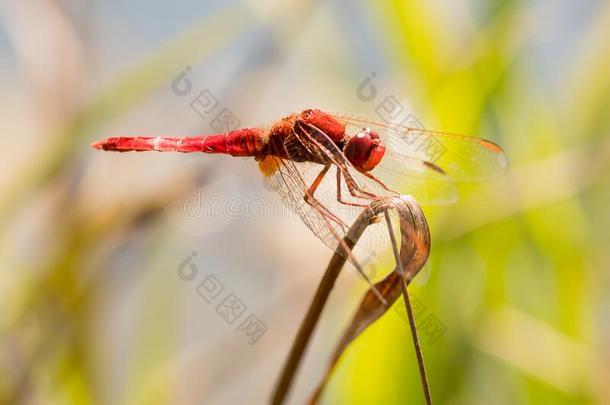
[{"xmin": 91, "ymin": 140, "xmax": 105, "ymax": 150}]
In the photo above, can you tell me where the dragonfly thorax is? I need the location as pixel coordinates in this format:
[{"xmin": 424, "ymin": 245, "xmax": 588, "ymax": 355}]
[{"xmin": 264, "ymin": 110, "xmax": 387, "ymax": 172}]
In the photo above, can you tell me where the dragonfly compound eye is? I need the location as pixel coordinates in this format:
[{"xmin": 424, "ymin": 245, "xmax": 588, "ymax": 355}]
[{"xmin": 344, "ymin": 128, "xmax": 386, "ymax": 172}]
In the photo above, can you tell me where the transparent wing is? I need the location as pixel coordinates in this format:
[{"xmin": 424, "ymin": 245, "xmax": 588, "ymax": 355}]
[
  {"xmin": 370, "ymin": 150, "xmax": 459, "ymax": 205},
  {"xmin": 259, "ymin": 155, "xmax": 344, "ymax": 250},
  {"xmin": 260, "ymin": 155, "xmax": 393, "ymax": 260},
  {"xmin": 332, "ymin": 112, "xmax": 508, "ymax": 182}
]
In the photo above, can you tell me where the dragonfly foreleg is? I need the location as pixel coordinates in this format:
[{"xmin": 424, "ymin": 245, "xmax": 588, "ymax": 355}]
[
  {"xmin": 340, "ymin": 167, "xmax": 379, "ymax": 201},
  {"xmin": 362, "ymin": 171, "xmax": 399, "ymax": 194},
  {"xmin": 303, "ymin": 164, "xmax": 349, "ymax": 231},
  {"xmin": 335, "ymin": 169, "xmax": 368, "ymax": 208}
]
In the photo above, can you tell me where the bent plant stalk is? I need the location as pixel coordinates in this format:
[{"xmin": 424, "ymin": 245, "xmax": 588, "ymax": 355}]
[
  {"xmin": 384, "ymin": 210, "xmax": 432, "ymax": 405},
  {"xmin": 271, "ymin": 195, "xmax": 431, "ymax": 405}
]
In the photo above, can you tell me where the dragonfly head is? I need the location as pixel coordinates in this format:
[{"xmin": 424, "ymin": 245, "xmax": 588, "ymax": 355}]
[{"xmin": 344, "ymin": 128, "xmax": 386, "ymax": 172}]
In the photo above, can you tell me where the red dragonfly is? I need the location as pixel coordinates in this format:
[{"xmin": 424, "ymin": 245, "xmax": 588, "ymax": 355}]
[{"xmin": 92, "ymin": 109, "xmax": 506, "ymax": 284}]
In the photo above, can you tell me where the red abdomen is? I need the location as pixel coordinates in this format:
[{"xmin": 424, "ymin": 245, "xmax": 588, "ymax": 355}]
[{"xmin": 92, "ymin": 128, "xmax": 265, "ymax": 157}]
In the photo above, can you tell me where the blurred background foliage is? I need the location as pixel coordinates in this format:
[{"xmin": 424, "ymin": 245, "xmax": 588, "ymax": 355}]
[{"xmin": 0, "ymin": 0, "xmax": 608, "ymax": 404}]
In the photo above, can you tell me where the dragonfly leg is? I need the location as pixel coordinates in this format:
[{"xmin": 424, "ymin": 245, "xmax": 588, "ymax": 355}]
[
  {"xmin": 304, "ymin": 164, "xmax": 349, "ymax": 231},
  {"xmin": 335, "ymin": 169, "xmax": 368, "ymax": 208},
  {"xmin": 341, "ymin": 168, "xmax": 379, "ymax": 200},
  {"xmin": 362, "ymin": 171, "xmax": 399, "ymax": 194}
]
